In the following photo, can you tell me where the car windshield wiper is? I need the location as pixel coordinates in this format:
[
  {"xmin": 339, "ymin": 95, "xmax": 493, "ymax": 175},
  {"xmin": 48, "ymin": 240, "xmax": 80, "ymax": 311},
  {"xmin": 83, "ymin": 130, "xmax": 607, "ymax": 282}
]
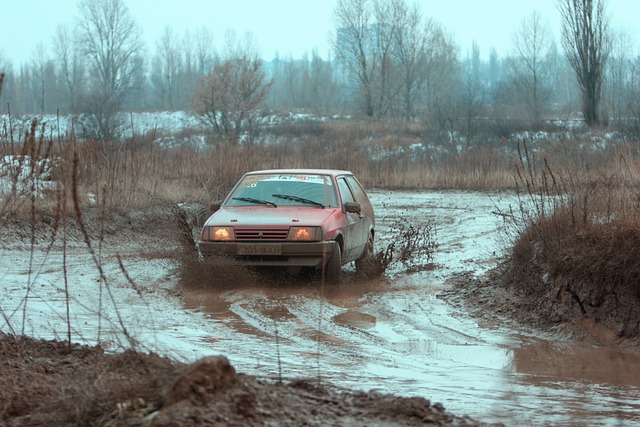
[
  {"xmin": 272, "ymin": 194, "xmax": 324, "ymax": 207},
  {"xmin": 233, "ymin": 197, "xmax": 277, "ymax": 207}
]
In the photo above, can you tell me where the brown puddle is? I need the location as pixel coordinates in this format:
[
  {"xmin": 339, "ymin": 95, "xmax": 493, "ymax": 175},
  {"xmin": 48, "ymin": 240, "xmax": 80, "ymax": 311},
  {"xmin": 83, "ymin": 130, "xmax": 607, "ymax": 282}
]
[
  {"xmin": 181, "ymin": 288, "xmax": 275, "ymax": 339},
  {"xmin": 512, "ymin": 338, "xmax": 640, "ymax": 387},
  {"xmin": 299, "ymin": 327, "xmax": 346, "ymax": 344},
  {"xmin": 332, "ymin": 310, "xmax": 377, "ymax": 329},
  {"xmin": 257, "ymin": 302, "xmax": 297, "ymax": 322}
]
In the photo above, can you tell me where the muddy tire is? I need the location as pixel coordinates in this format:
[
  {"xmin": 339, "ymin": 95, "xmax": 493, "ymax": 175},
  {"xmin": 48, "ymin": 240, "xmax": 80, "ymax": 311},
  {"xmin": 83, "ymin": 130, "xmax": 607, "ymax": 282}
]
[
  {"xmin": 355, "ymin": 232, "xmax": 374, "ymax": 272},
  {"xmin": 325, "ymin": 243, "xmax": 342, "ymax": 284}
]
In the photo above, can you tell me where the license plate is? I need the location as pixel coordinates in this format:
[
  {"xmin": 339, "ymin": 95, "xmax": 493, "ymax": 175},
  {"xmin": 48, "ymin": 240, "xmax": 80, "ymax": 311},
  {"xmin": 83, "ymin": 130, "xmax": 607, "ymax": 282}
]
[{"xmin": 237, "ymin": 245, "xmax": 282, "ymax": 255}]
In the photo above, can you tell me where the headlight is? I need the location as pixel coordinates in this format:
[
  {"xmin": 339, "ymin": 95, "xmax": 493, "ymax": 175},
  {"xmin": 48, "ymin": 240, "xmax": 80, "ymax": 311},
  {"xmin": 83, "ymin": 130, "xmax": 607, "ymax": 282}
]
[
  {"xmin": 288, "ymin": 226, "xmax": 323, "ymax": 241},
  {"xmin": 203, "ymin": 226, "xmax": 235, "ymax": 241}
]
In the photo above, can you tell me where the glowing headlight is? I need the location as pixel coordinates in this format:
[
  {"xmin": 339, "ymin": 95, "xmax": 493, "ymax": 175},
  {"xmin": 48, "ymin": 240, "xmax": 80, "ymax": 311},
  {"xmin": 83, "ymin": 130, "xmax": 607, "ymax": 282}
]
[
  {"xmin": 204, "ymin": 226, "xmax": 235, "ymax": 241},
  {"xmin": 288, "ymin": 226, "xmax": 322, "ymax": 241}
]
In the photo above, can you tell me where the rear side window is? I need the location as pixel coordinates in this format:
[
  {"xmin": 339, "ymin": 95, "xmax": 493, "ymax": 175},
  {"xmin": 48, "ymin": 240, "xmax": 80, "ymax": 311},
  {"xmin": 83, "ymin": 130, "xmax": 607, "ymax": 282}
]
[
  {"xmin": 337, "ymin": 177, "xmax": 355, "ymax": 204},
  {"xmin": 346, "ymin": 176, "xmax": 369, "ymax": 205}
]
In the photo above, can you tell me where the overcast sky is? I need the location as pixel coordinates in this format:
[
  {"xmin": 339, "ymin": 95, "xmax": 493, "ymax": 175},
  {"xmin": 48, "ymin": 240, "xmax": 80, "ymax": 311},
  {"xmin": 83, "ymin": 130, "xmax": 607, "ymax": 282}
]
[{"xmin": 1, "ymin": 0, "xmax": 639, "ymax": 66}]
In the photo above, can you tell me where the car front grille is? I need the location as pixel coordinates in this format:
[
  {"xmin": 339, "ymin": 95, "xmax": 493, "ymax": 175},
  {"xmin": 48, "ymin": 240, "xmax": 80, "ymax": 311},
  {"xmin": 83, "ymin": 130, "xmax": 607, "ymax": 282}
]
[{"xmin": 235, "ymin": 228, "xmax": 289, "ymax": 241}]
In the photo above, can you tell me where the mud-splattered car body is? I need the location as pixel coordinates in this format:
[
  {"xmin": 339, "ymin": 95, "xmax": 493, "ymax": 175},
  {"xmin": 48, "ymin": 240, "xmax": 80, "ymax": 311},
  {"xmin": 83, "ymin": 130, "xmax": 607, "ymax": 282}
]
[{"xmin": 198, "ymin": 169, "xmax": 375, "ymax": 283}]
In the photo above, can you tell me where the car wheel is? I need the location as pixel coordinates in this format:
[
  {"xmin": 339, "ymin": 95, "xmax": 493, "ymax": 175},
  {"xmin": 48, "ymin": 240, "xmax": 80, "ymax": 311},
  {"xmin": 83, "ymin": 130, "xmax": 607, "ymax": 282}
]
[
  {"xmin": 355, "ymin": 232, "xmax": 374, "ymax": 272},
  {"xmin": 325, "ymin": 243, "xmax": 342, "ymax": 284}
]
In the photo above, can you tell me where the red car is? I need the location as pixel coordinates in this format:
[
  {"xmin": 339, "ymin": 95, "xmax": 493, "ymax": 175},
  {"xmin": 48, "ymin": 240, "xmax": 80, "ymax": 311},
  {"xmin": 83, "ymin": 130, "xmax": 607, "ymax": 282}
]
[{"xmin": 198, "ymin": 169, "xmax": 375, "ymax": 283}]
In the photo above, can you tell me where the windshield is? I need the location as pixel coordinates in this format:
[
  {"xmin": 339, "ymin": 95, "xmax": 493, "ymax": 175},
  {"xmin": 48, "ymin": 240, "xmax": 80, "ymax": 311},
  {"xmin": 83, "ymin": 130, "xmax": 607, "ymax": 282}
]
[{"xmin": 226, "ymin": 173, "xmax": 338, "ymax": 208}]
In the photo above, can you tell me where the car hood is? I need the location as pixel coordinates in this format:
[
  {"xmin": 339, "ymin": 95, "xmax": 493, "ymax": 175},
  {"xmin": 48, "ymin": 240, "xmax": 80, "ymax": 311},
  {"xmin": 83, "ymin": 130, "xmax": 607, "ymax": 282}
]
[{"xmin": 205, "ymin": 206, "xmax": 338, "ymax": 228}]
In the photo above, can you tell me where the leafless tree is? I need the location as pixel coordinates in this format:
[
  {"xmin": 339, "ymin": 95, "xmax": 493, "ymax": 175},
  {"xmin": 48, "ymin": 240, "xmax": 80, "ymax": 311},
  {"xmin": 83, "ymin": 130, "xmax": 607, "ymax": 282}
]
[
  {"xmin": 627, "ymin": 58, "xmax": 640, "ymax": 137},
  {"xmin": 307, "ymin": 50, "xmax": 343, "ymax": 113},
  {"xmin": 194, "ymin": 27, "xmax": 217, "ymax": 76},
  {"xmin": 604, "ymin": 30, "xmax": 633, "ymax": 125},
  {"xmin": 150, "ymin": 27, "xmax": 182, "ymax": 109},
  {"xmin": 458, "ymin": 43, "xmax": 487, "ymax": 146},
  {"xmin": 508, "ymin": 10, "xmax": 554, "ymax": 127},
  {"xmin": 76, "ymin": 0, "xmax": 144, "ymax": 138},
  {"xmin": 392, "ymin": 2, "xmax": 429, "ymax": 120},
  {"xmin": 53, "ymin": 24, "xmax": 84, "ymax": 113},
  {"xmin": 558, "ymin": 0, "xmax": 611, "ymax": 126},
  {"xmin": 333, "ymin": 0, "xmax": 376, "ymax": 116},
  {"xmin": 269, "ymin": 51, "xmax": 342, "ymax": 113},
  {"xmin": 30, "ymin": 44, "xmax": 51, "ymax": 113},
  {"xmin": 333, "ymin": 0, "xmax": 410, "ymax": 118},
  {"xmin": 0, "ymin": 67, "xmax": 10, "ymax": 113},
  {"xmin": 421, "ymin": 25, "xmax": 461, "ymax": 144},
  {"xmin": 221, "ymin": 30, "xmax": 260, "ymax": 62},
  {"xmin": 371, "ymin": 0, "xmax": 403, "ymax": 117},
  {"xmin": 192, "ymin": 56, "xmax": 273, "ymax": 145}
]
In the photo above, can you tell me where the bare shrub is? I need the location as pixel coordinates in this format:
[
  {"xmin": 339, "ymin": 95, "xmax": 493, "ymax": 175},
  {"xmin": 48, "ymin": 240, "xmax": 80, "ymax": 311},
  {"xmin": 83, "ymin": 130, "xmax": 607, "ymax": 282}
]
[
  {"xmin": 192, "ymin": 56, "xmax": 273, "ymax": 146},
  {"xmin": 372, "ymin": 217, "xmax": 437, "ymax": 276},
  {"xmin": 500, "ymin": 139, "xmax": 640, "ymax": 338}
]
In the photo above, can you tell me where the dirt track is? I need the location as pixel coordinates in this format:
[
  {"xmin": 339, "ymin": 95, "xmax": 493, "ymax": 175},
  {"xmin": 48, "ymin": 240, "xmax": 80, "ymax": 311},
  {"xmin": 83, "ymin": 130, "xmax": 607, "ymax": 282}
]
[
  {"xmin": 2, "ymin": 190, "xmax": 640, "ymax": 426},
  {"xmin": 174, "ymin": 190, "xmax": 640, "ymax": 426}
]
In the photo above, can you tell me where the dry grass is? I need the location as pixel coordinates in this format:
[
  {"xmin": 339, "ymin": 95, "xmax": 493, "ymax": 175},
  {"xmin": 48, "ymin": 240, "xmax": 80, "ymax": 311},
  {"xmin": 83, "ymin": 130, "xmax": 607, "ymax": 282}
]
[
  {"xmin": 0, "ymin": 117, "xmax": 522, "ymax": 219},
  {"xmin": 498, "ymin": 140, "xmax": 640, "ymax": 339}
]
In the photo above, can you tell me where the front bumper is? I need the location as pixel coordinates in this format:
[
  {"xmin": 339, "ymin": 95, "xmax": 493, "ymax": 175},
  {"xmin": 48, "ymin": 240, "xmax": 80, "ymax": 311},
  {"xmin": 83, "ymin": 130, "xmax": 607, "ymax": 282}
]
[{"xmin": 197, "ymin": 240, "xmax": 337, "ymax": 268}]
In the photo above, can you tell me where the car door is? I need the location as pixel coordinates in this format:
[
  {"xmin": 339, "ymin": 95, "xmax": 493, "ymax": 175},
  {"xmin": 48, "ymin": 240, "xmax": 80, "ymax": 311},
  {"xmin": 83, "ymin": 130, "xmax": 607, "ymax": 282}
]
[{"xmin": 336, "ymin": 176, "xmax": 368, "ymax": 262}]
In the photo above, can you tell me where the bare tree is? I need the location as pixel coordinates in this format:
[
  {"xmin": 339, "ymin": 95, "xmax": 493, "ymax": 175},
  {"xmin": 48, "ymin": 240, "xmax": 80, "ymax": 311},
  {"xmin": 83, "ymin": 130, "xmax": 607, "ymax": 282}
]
[
  {"xmin": 1, "ymin": 67, "xmax": 23, "ymax": 114},
  {"xmin": 508, "ymin": 10, "xmax": 554, "ymax": 127},
  {"xmin": 192, "ymin": 56, "xmax": 273, "ymax": 145},
  {"xmin": 558, "ymin": 0, "xmax": 611, "ymax": 126},
  {"xmin": 269, "ymin": 51, "xmax": 342, "ymax": 113},
  {"xmin": 627, "ymin": 57, "xmax": 640, "ymax": 137},
  {"xmin": 333, "ymin": 0, "xmax": 408, "ymax": 118},
  {"xmin": 150, "ymin": 27, "xmax": 182, "ymax": 109},
  {"xmin": 194, "ymin": 27, "xmax": 217, "ymax": 75},
  {"xmin": 333, "ymin": 0, "xmax": 376, "ymax": 116},
  {"xmin": 221, "ymin": 30, "xmax": 260, "ymax": 62},
  {"xmin": 604, "ymin": 30, "xmax": 633, "ymax": 125},
  {"xmin": 458, "ymin": 43, "xmax": 487, "ymax": 147},
  {"xmin": 307, "ymin": 50, "xmax": 343, "ymax": 113},
  {"xmin": 53, "ymin": 24, "xmax": 84, "ymax": 113},
  {"xmin": 421, "ymin": 25, "xmax": 461, "ymax": 144},
  {"xmin": 371, "ymin": 0, "xmax": 403, "ymax": 117},
  {"xmin": 393, "ymin": 2, "xmax": 429, "ymax": 120},
  {"xmin": 0, "ymin": 65, "xmax": 11, "ymax": 113},
  {"xmin": 30, "ymin": 44, "xmax": 51, "ymax": 113},
  {"xmin": 76, "ymin": 0, "xmax": 144, "ymax": 138}
]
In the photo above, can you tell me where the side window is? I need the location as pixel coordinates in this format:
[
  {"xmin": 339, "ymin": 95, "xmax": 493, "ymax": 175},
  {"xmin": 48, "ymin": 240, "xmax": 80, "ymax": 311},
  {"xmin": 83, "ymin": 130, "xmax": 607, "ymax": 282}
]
[
  {"xmin": 337, "ymin": 178, "xmax": 355, "ymax": 204},
  {"xmin": 346, "ymin": 176, "xmax": 368, "ymax": 205}
]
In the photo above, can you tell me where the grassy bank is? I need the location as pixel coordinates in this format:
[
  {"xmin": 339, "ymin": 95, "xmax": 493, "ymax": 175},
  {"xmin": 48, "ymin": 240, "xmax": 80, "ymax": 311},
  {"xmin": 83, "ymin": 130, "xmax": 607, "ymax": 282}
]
[{"xmin": 500, "ymin": 141, "xmax": 640, "ymax": 339}]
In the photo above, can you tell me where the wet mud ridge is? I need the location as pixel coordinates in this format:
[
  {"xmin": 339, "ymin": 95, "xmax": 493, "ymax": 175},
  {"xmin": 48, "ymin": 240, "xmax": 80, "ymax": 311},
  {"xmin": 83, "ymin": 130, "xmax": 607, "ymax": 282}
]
[{"xmin": 0, "ymin": 334, "xmax": 498, "ymax": 427}]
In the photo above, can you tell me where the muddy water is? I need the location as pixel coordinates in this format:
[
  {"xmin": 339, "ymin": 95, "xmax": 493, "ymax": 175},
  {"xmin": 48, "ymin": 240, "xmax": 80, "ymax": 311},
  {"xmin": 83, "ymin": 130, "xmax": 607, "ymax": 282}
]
[{"xmin": 181, "ymin": 190, "xmax": 640, "ymax": 426}]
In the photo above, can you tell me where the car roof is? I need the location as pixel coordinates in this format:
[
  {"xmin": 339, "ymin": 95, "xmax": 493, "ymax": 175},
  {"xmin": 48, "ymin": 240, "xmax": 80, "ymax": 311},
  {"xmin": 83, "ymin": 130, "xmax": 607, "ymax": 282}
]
[{"xmin": 243, "ymin": 169, "xmax": 354, "ymax": 177}]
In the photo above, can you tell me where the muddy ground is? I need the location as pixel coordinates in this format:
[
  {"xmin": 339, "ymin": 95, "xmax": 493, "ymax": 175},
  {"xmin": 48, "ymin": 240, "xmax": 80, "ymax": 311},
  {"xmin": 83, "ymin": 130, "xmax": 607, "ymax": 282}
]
[
  {"xmin": 0, "ymin": 333, "xmax": 498, "ymax": 427},
  {"xmin": 2, "ymin": 190, "xmax": 640, "ymax": 426},
  {"xmin": 0, "ymin": 195, "xmax": 503, "ymax": 427},
  {"xmin": 441, "ymin": 267, "xmax": 640, "ymax": 349}
]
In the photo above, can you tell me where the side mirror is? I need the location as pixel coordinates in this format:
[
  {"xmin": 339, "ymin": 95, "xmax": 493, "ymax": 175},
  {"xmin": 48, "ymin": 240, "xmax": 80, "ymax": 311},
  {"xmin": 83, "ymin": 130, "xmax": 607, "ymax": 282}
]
[
  {"xmin": 209, "ymin": 200, "xmax": 223, "ymax": 213},
  {"xmin": 344, "ymin": 201, "xmax": 362, "ymax": 215}
]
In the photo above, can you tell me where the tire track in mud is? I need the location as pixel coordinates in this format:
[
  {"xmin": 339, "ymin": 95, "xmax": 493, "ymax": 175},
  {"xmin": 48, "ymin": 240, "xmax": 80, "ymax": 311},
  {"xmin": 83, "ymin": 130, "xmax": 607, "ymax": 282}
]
[
  {"xmin": 174, "ymin": 191, "xmax": 640, "ymax": 426},
  {"xmin": 176, "ymin": 189, "xmax": 513, "ymax": 383}
]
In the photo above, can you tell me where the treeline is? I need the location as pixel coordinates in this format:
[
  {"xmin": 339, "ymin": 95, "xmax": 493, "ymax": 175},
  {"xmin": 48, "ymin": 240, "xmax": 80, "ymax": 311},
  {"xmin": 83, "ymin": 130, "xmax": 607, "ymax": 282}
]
[{"xmin": 1, "ymin": 0, "xmax": 640, "ymax": 144}]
